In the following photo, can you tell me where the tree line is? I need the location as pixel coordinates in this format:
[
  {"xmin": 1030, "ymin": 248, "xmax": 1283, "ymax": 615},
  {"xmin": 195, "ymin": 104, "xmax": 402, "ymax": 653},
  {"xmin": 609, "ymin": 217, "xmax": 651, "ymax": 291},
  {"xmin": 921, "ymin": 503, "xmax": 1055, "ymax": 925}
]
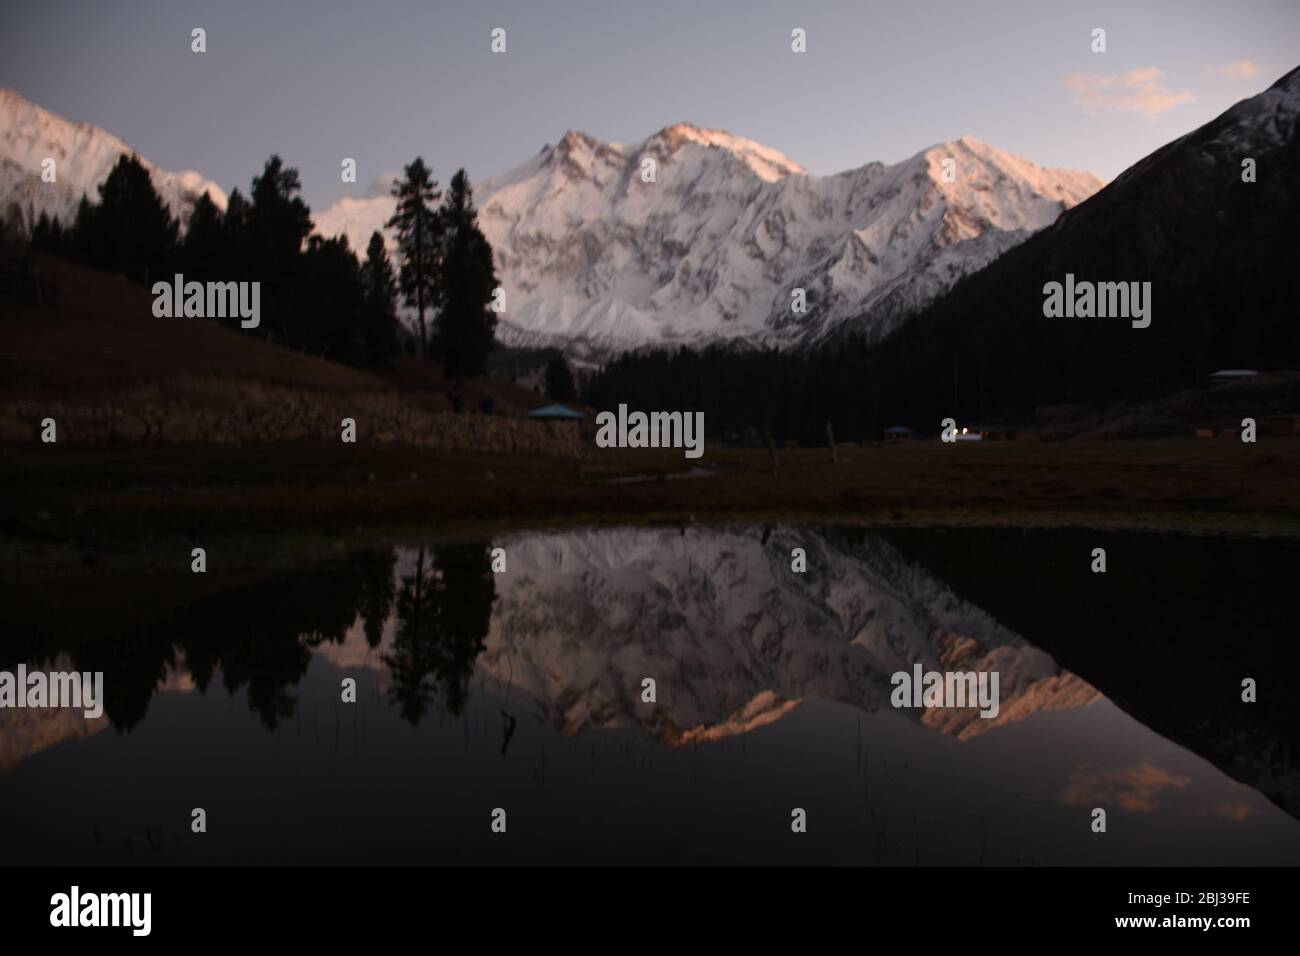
[{"xmin": 28, "ymin": 153, "xmax": 499, "ymax": 378}]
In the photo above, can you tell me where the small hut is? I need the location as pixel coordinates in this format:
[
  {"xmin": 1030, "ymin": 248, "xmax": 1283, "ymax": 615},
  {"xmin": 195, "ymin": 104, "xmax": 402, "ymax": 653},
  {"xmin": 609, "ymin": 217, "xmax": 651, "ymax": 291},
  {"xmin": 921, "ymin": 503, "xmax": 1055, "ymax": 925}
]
[
  {"xmin": 526, "ymin": 403, "xmax": 586, "ymax": 448},
  {"xmin": 526, "ymin": 403, "xmax": 585, "ymax": 421}
]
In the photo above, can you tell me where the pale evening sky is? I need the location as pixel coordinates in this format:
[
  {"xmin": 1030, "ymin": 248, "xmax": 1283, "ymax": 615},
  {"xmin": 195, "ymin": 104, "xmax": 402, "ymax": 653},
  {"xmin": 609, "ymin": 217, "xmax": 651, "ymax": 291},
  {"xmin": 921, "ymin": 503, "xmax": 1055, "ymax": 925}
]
[{"xmin": 2, "ymin": 0, "xmax": 1296, "ymax": 210}]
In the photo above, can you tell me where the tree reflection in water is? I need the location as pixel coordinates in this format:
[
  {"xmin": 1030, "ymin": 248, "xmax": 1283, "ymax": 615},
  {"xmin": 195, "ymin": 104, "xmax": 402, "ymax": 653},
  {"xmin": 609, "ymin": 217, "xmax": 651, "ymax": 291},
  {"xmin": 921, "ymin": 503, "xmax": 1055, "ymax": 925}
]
[{"xmin": 387, "ymin": 543, "xmax": 496, "ymax": 723}]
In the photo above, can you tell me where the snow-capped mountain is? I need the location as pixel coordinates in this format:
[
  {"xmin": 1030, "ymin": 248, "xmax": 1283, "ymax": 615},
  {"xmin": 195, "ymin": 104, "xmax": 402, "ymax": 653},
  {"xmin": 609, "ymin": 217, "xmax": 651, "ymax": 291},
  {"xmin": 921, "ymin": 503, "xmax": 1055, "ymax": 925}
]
[
  {"xmin": 315, "ymin": 124, "xmax": 1102, "ymax": 359},
  {"xmin": 0, "ymin": 87, "xmax": 226, "ymax": 234},
  {"xmin": 0, "ymin": 85, "xmax": 1099, "ymax": 357}
]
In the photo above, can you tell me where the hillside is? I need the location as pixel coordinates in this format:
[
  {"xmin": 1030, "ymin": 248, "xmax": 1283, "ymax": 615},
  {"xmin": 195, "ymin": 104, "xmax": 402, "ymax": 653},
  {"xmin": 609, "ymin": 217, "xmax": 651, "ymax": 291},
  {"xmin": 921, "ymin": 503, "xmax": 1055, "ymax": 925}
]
[
  {"xmin": 0, "ymin": 245, "xmax": 385, "ymax": 402},
  {"xmin": 0, "ymin": 243, "xmax": 542, "ymax": 416},
  {"xmin": 854, "ymin": 64, "xmax": 1300, "ymax": 425}
]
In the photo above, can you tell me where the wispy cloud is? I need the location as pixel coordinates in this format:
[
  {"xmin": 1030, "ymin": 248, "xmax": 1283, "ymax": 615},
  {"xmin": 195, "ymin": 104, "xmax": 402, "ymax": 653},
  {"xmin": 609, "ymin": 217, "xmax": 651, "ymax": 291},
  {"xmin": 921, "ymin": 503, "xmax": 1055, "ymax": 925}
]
[
  {"xmin": 1215, "ymin": 60, "xmax": 1258, "ymax": 79},
  {"xmin": 1061, "ymin": 67, "xmax": 1196, "ymax": 118}
]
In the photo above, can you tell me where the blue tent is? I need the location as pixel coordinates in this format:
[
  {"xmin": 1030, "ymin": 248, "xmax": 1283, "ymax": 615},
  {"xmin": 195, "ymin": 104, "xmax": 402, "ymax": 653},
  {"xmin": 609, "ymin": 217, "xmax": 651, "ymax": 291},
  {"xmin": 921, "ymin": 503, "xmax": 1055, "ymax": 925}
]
[
  {"xmin": 883, "ymin": 425, "xmax": 913, "ymax": 435},
  {"xmin": 527, "ymin": 403, "xmax": 585, "ymax": 420}
]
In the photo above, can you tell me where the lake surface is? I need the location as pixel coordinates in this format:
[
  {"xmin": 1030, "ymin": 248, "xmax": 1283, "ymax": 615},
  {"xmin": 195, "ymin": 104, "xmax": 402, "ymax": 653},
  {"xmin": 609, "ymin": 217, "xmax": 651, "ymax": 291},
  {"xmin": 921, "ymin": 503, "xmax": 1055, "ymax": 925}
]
[{"xmin": 3, "ymin": 525, "xmax": 1297, "ymax": 865}]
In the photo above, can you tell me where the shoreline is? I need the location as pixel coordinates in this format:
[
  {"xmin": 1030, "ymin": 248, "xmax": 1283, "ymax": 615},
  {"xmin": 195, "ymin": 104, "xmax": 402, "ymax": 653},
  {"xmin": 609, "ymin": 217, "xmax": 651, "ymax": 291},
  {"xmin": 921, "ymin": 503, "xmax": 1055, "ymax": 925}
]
[{"xmin": 3, "ymin": 438, "xmax": 1298, "ymax": 583}]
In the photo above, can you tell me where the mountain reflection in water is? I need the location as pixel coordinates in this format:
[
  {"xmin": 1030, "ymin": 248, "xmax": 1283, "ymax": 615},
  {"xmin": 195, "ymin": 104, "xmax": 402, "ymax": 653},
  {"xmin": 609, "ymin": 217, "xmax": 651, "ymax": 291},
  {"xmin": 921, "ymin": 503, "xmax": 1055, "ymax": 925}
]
[{"xmin": 2, "ymin": 525, "xmax": 1296, "ymax": 866}]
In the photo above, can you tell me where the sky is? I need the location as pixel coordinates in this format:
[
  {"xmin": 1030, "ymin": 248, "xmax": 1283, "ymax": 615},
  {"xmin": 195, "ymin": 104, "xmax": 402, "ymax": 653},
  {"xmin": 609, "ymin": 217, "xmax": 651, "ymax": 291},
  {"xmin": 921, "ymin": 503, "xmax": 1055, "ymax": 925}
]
[{"xmin": 2, "ymin": 0, "xmax": 1296, "ymax": 211}]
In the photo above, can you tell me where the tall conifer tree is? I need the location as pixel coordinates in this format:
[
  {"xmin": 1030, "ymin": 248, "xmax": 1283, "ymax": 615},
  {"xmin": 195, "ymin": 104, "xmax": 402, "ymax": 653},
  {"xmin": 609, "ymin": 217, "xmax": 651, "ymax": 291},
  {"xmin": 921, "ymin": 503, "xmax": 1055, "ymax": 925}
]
[
  {"xmin": 90, "ymin": 154, "xmax": 178, "ymax": 282},
  {"xmin": 385, "ymin": 158, "xmax": 441, "ymax": 358},
  {"xmin": 360, "ymin": 230, "xmax": 400, "ymax": 368},
  {"xmin": 433, "ymin": 169, "xmax": 498, "ymax": 385}
]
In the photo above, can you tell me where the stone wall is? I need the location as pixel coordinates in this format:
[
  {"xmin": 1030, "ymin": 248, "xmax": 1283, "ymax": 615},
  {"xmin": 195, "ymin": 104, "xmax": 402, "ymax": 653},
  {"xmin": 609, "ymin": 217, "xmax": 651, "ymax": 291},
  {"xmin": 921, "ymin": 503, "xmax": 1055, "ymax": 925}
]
[{"xmin": 0, "ymin": 377, "xmax": 581, "ymax": 457}]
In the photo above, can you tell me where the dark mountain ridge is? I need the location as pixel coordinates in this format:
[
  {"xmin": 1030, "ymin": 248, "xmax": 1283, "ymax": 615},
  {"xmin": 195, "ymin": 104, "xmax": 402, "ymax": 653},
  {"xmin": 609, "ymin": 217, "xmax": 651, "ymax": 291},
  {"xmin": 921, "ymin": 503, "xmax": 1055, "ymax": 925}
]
[{"xmin": 856, "ymin": 64, "xmax": 1300, "ymax": 425}]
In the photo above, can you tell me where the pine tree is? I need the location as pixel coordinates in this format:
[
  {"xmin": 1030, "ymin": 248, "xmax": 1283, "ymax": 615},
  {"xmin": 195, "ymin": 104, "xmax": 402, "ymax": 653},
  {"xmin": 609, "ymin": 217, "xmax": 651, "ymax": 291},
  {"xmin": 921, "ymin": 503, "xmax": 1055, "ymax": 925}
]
[
  {"xmin": 248, "ymin": 156, "xmax": 312, "ymax": 263},
  {"xmin": 385, "ymin": 158, "xmax": 442, "ymax": 358},
  {"xmin": 69, "ymin": 194, "xmax": 102, "ymax": 267},
  {"xmin": 359, "ymin": 231, "xmax": 400, "ymax": 369},
  {"xmin": 29, "ymin": 211, "xmax": 64, "ymax": 255},
  {"xmin": 433, "ymin": 169, "xmax": 498, "ymax": 385},
  {"xmin": 180, "ymin": 191, "xmax": 226, "ymax": 280},
  {"xmin": 299, "ymin": 234, "xmax": 365, "ymax": 364},
  {"xmin": 544, "ymin": 353, "xmax": 575, "ymax": 401},
  {"xmin": 220, "ymin": 188, "xmax": 252, "ymax": 280},
  {"xmin": 223, "ymin": 188, "xmax": 250, "ymax": 234},
  {"xmin": 246, "ymin": 156, "xmax": 313, "ymax": 341},
  {"xmin": 93, "ymin": 154, "xmax": 178, "ymax": 283}
]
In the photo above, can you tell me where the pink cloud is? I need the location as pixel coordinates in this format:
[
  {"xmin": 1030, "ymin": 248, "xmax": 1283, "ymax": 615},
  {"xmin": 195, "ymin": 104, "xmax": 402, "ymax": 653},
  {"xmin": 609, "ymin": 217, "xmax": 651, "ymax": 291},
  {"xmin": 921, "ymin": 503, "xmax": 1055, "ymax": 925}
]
[
  {"xmin": 1061, "ymin": 67, "xmax": 1196, "ymax": 118},
  {"xmin": 1216, "ymin": 60, "xmax": 1258, "ymax": 79}
]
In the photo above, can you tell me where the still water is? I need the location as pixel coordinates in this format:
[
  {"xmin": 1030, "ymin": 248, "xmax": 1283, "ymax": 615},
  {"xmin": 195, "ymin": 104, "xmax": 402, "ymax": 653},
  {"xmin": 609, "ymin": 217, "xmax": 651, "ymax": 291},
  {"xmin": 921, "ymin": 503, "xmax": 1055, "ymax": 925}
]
[{"xmin": 2, "ymin": 525, "xmax": 1297, "ymax": 865}]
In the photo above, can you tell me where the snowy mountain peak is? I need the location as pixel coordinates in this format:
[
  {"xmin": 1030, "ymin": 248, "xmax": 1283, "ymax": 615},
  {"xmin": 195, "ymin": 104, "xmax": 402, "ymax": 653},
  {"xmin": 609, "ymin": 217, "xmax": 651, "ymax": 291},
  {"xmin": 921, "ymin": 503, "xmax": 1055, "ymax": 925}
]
[
  {"xmin": 920, "ymin": 136, "xmax": 1102, "ymax": 205},
  {"xmin": 551, "ymin": 129, "xmax": 604, "ymax": 159},
  {"xmin": 0, "ymin": 87, "xmax": 226, "ymax": 234},
  {"xmin": 642, "ymin": 122, "xmax": 806, "ymax": 181},
  {"xmin": 533, "ymin": 122, "xmax": 806, "ymax": 187}
]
